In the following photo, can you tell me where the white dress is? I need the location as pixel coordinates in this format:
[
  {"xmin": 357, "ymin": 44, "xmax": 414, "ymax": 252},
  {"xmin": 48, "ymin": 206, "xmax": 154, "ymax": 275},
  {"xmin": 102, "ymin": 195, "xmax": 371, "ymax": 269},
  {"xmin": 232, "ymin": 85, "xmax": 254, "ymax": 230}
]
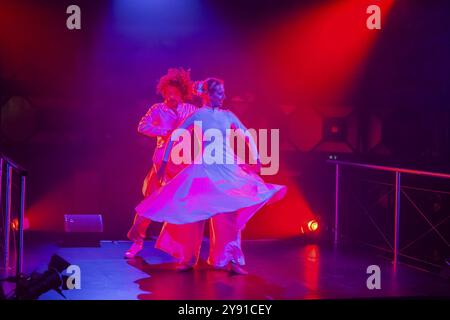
[{"xmin": 135, "ymin": 107, "xmax": 287, "ymax": 230}]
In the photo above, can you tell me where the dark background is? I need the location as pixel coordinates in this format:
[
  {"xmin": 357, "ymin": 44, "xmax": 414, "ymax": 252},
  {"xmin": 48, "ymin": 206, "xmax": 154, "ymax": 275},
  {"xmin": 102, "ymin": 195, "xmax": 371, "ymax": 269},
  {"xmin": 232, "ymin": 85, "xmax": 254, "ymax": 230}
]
[{"xmin": 1, "ymin": 0, "xmax": 449, "ymax": 240}]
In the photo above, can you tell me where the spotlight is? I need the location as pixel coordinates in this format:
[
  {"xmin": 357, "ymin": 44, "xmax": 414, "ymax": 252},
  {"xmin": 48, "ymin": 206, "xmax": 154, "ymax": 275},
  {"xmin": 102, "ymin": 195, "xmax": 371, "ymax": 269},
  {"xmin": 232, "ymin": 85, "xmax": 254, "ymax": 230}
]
[
  {"xmin": 300, "ymin": 219, "xmax": 319, "ymax": 234},
  {"xmin": 11, "ymin": 217, "xmax": 30, "ymax": 231},
  {"xmin": 307, "ymin": 219, "xmax": 319, "ymax": 232},
  {"xmin": 1, "ymin": 254, "xmax": 72, "ymax": 300}
]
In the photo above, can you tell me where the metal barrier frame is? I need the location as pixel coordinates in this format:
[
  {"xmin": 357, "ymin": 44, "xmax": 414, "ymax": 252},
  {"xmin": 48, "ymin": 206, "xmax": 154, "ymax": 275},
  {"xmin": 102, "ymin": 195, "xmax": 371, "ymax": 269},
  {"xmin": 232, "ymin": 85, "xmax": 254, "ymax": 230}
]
[
  {"xmin": 329, "ymin": 160, "xmax": 450, "ymax": 270},
  {"xmin": 0, "ymin": 154, "xmax": 27, "ymax": 278}
]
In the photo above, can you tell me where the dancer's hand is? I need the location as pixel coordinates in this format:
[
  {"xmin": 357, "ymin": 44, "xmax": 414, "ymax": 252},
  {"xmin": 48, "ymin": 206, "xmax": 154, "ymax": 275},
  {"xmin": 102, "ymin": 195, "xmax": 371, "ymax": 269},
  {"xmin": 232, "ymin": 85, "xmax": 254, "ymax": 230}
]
[{"xmin": 157, "ymin": 161, "xmax": 167, "ymax": 184}]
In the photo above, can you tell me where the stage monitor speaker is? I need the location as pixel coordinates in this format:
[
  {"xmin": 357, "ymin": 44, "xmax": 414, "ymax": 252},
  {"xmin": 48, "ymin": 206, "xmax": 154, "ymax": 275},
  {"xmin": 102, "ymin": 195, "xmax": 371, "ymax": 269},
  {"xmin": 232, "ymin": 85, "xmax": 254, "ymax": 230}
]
[
  {"xmin": 288, "ymin": 105, "xmax": 359, "ymax": 153},
  {"xmin": 64, "ymin": 214, "xmax": 103, "ymax": 233},
  {"xmin": 62, "ymin": 214, "xmax": 103, "ymax": 247}
]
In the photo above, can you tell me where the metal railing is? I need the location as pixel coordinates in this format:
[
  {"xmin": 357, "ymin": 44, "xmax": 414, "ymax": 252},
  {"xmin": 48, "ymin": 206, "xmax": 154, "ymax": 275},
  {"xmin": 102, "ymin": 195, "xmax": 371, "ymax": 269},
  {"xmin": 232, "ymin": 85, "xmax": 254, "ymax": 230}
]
[
  {"xmin": 329, "ymin": 160, "xmax": 450, "ymax": 270},
  {"xmin": 0, "ymin": 154, "xmax": 27, "ymax": 278}
]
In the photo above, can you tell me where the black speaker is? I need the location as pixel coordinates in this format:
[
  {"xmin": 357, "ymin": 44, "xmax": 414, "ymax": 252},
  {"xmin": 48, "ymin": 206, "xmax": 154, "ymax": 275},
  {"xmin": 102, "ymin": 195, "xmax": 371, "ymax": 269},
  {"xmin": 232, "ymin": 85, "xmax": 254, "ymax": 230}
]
[
  {"xmin": 288, "ymin": 105, "xmax": 360, "ymax": 153},
  {"xmin": 61, "ymin": 214, "xmax": 103, "ymax": 247}
]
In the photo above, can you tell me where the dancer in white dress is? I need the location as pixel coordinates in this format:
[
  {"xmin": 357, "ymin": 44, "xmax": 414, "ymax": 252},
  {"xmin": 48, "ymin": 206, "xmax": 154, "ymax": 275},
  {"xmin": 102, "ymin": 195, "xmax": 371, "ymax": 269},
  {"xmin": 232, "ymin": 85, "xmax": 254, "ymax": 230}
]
[{"xmin": 135, "ymin": 78, "xmax": 286, "ymax": 274}]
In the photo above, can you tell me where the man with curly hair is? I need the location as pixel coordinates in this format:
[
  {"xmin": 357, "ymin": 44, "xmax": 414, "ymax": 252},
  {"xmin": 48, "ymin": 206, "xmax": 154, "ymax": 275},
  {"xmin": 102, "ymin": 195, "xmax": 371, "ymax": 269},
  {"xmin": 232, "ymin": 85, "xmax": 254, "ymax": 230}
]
[{"xmin": 125, "ymin": 68, "xmax": 198, "ymax": 265}]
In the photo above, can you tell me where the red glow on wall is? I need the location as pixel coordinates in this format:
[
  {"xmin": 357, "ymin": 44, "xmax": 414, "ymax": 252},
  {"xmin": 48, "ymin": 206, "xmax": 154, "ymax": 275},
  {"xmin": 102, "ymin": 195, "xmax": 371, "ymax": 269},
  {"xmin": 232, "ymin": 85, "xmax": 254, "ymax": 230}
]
[
  {"xmin": 258, "ymin": 0, "xmax": 394, "ymax": 105},
  {"xmin": 26, "ymin": 169, "xmax": 102, "ymax": 231},
  {"xmin": 244, "ymin": 176, "xmax": 317, "ymax": 239}
]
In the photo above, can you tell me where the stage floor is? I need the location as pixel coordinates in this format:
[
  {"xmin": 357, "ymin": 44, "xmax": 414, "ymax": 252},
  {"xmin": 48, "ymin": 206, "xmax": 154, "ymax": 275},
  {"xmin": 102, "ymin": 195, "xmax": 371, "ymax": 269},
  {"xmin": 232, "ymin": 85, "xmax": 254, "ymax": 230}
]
[{"xmin": 17, "ymin": 237, "xmax": 450, "ymax": 300}]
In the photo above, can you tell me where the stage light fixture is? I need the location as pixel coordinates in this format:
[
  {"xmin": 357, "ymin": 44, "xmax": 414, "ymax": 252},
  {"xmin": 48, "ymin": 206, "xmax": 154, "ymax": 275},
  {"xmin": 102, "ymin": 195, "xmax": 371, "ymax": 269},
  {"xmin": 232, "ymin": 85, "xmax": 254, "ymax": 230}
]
[
  {"xmin": 300, "ymin": 219, "xmax": 319, "ymax": 234},
  {"xmin": 1, "ymin": 254, "xmax": 72, "ymax": 300},
  {"xmin": 308, "ymin": 219, "xmax": 319, "ymax": 232},
  {"xmin": 11, "ymin": 217, "xmax": 30, "ymax": 231}
]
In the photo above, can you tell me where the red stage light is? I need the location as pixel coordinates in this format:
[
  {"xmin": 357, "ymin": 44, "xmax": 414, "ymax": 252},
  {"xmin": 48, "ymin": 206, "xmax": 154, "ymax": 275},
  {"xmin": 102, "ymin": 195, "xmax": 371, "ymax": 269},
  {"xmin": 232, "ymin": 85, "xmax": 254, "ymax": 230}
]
[
  {"xmin": 11, "ymin": 217, "xmax": 30, "ymax": 231},
  {"xmin": 300, "ymin": 219, "xmax": 319, "ymax": 234},
  {"xmin": 308, "ymin": 219, "xmax": 319, "ymax": 232}
]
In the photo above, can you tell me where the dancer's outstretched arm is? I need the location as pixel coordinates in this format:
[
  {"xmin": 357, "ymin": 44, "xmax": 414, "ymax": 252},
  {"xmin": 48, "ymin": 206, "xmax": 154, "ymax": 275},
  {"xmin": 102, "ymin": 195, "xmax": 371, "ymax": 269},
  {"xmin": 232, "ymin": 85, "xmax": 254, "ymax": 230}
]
[
  {"xmin": 137, "ymin": 104, "xmax": 171, "ymax": 137},
  {"xmin": 227, "ymin": 110, "xmax": 261, "ymax": 169}
]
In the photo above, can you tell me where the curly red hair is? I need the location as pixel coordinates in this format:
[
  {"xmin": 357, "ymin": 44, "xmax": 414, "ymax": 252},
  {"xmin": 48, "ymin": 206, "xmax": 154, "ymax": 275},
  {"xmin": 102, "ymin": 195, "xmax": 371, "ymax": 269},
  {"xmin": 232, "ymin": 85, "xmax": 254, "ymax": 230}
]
[{"xmin": 156, "ymin": 68, "xmax": 193, "ymax": 101}]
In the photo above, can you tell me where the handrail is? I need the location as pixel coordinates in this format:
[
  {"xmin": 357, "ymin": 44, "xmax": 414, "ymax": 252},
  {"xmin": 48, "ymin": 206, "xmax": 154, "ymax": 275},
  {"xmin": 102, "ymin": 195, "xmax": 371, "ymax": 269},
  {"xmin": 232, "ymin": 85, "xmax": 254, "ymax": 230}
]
[
  {"xmin": 328, "ymin": 159, "xmax": 450, "ymax": 271},
  {"xmin": 327, "ymin": 160, "xmax": 450, "ymax": 179}
]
